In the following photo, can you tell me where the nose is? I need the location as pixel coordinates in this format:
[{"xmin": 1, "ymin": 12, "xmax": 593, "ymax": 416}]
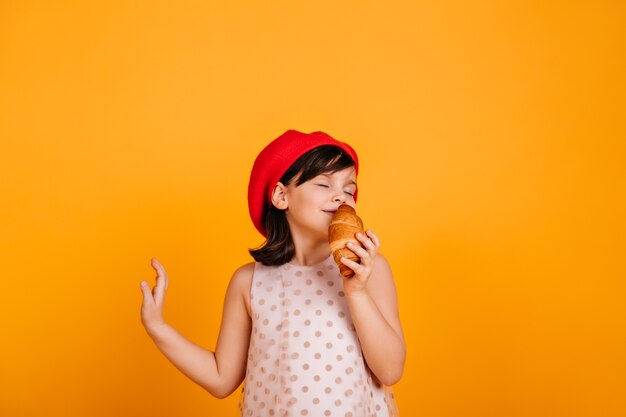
[{"xmin": 333, "ymin": 193, "xmax": 346, "ymax": 203}]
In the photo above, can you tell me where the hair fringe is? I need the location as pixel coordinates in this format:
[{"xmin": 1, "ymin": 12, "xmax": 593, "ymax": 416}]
[{"xmin": 248, "ymin": 145, "xmax": 356, "ymax": 266}]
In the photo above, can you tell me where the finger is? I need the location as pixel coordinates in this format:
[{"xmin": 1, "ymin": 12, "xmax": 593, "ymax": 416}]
[
  {"xmin": 340, "ymin": 257, "xmax": 364, "ymax": 275},
  {"xmin": 153, "ymin": 276, "xmax": 167, "ymax": 306},
  {"xmin": 355, "ymin": 233, "xmax": 376, "ymax": 262},
  {"xmin": 152, "ymin": 257, "xmax": 169, "ymax": 291},
  {"xmin": 152, "ymin": 258, "xmax": 168, "ymax": 278},
  {"xmin": 347, "ymin": 241, "xmax": 370, "ymax": 263},
  {"xmin": 357, "ymin": 231, "xmax": 376, "ymax": 251},
  {"xmin": 150, "ymin": 259, "xmax": 168, "ymax": 304},
  {"xmin": 366, "ymin": 229, "xmax": 380, "ymax": 249},
  {"xmin": 140, "ymin": 281, "xmax": 155, "ymax": 305},
  {"xmin": 341, "ymin": 258, "xmax": 363, "ymax": 272}
]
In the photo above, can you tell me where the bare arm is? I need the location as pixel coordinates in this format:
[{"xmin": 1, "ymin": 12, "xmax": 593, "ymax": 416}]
[
  {"xmin": 140, "ymin": 258, "xmax": 253, "ymax": 398},
  {"xmin": 339, "ymin": 229, "xmax": 406, "ymax": 386},
  {"xmin": 344, "ymin": 253, "xmax": 405, "ymax": 385}
]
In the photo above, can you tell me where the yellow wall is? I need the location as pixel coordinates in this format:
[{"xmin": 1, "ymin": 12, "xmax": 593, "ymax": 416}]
[{"xmin": 1, "ymin": 1, "xmax": 624, "ymax": 416}]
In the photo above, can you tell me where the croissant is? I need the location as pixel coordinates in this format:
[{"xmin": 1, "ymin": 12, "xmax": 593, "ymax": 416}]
[{"xmin": 328, "ymin": 204, "xmax": 365, "ymax": 278}]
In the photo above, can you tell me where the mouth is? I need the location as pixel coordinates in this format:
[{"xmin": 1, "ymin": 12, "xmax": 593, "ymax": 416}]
[{"xmin": 323, "ymin": 210, "xmax": 337, "ymax": 216}]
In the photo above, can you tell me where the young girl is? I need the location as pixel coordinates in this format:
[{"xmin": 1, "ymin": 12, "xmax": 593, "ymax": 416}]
[{"xmin": 140, "ymin": 130, "xmax": 405, "ymax": 417}]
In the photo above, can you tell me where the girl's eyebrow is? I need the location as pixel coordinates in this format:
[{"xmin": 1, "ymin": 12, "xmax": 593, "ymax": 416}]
[{"xmin": 318, "ymin": 173, "xmax": 357, "ymax": 185}]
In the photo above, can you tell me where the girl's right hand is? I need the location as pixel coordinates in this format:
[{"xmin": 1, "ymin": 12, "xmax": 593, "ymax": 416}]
[{"xmin": 139, "ymin": 258, "xmax": 169, "ymax": 333}]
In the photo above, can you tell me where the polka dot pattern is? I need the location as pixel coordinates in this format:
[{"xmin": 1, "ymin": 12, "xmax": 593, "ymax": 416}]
[{"xmin": 238, "ymin": 254, "xmax": 399, "ymax": 417}]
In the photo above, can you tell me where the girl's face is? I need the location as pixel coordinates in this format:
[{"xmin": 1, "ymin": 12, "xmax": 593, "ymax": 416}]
[{"xmin": 277, "ymin": 166, "xmax": 358, "ymax": 237}]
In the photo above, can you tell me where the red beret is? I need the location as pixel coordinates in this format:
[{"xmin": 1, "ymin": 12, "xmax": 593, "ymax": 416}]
[{"xmin": 248, "ymin": 129, "xmax": 360, "ymax": 237}]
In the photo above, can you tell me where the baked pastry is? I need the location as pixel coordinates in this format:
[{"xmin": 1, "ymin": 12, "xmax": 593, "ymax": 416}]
[{"xmin": 328, "ymin": 204, "xmax": 365, "ymax": 278}]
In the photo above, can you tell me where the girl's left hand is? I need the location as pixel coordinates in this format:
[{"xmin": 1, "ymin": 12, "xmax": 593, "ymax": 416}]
[{"xmin": 340, "ymin": 229, "xmax": 381, "ymax": 295}]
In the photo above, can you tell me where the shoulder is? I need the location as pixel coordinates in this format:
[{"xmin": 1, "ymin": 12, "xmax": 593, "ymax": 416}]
[
  {"xmin": 231, "ymin": 261, "xmax": 256, "ymax": 284},
  {"xmin": 227, "ymin": 261, "xmax": 256, "ymax": 316},
  {"xmin": 371, "ymin": 252, "xmax": 394, "ymax": 282},
  {"xmin": 368, "ymin": 252, "xmax": 399, "ymax": 305}
]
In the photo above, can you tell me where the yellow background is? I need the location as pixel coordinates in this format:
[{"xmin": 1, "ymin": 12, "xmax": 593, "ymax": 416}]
[{"xmin": 1, "ymin": 1, "xmax": 625, "ymax": 416}]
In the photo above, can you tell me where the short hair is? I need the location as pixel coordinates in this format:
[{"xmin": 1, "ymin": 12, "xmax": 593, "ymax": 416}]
[{"xmin": 248, "ymin": 145, "xmax": 357, "ymax": 266}]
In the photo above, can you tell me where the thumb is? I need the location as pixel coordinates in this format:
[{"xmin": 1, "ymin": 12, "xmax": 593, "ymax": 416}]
[{"xmin": 140, "ymin": 281, "xmax": 154, "ymax": 304}]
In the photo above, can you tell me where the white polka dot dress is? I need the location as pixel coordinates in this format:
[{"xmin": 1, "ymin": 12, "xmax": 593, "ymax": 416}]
[{"xmin": 238, "ymin": 253, "xmax": 399, "ymax": 417}]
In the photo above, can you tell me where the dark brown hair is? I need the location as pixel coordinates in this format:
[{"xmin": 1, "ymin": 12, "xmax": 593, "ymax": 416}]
[{"xmin": 248, "ymin": 145, "xmax": 357, "ymax": 266}]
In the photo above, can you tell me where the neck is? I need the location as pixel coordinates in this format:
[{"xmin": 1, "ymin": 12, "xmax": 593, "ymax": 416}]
[
  {"xmin": 288, "ymin": 235, "xmax": 332, "ymax": 266},
  {"xmin": 289, "ymin": 250, "xmax": 331, "ymax": 266}
]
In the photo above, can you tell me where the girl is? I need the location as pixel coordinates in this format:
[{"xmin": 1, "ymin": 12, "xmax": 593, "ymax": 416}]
[{"xmin": 140, "ymin": 130, "xmax": 405, "ymax": 417}]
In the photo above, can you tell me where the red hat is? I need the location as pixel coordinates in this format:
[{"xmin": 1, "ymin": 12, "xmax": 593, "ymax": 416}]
[{"xmin": 248, "ymin": 130, "xmax": 359, "ymax": 237}]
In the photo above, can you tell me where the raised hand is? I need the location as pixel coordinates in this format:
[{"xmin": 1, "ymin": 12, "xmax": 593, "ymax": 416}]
[
  {"xmin": 339, "ymin": 229, "xmax": 381, "ymax": 295},
  {"xmin": 139, "ymin": 258, "xmax": 169, "ymax": 333}
]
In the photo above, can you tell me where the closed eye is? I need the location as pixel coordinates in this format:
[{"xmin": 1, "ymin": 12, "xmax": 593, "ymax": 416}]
[{"xmin": 317, "ymin": 184, "xmax": 354, "ymax": 196}]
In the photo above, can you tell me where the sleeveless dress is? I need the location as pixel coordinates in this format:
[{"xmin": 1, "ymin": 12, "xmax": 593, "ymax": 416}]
[{"xmin": 238, "ymin": 253, "xmax": 399, "ymax": 417}]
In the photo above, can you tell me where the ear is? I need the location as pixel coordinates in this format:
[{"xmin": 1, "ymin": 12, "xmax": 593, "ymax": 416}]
[{"xmin": 270, "ymin": 182, "xmax": 289, "ymax": 210}]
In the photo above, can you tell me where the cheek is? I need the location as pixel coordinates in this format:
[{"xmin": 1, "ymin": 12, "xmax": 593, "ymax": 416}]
[{"xmin": 304, "ymin": 188, "xmax": 326, "ymax": 201}]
